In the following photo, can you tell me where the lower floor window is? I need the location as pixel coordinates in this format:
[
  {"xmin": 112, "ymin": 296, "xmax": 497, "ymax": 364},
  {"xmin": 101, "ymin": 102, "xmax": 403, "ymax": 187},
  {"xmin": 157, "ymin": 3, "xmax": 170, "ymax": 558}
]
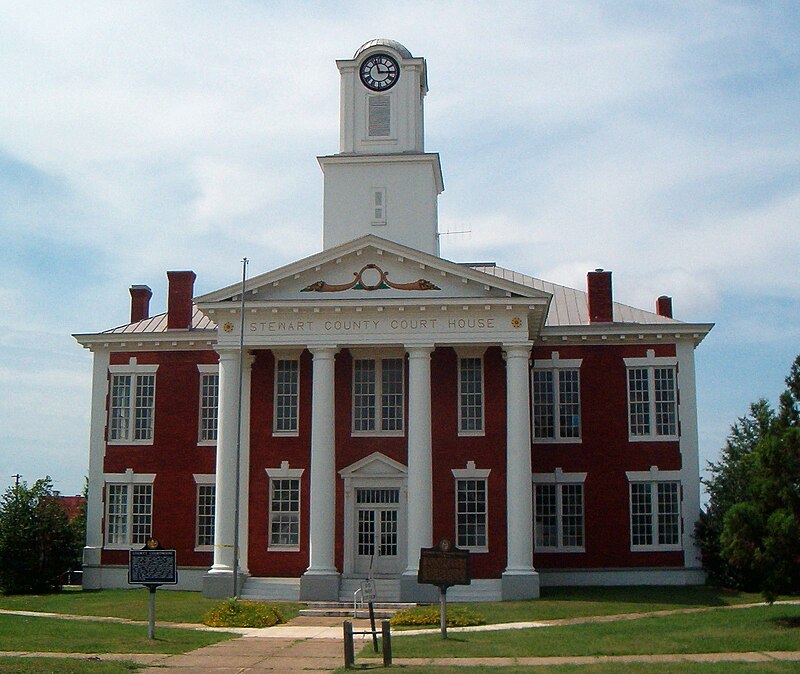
[
  {"xmin": 456, "ymin": 478, "xmax": 487, "ymax": 550},
  {"xmin": 196, "ymin": 484, "xmax": 215, "ymax": 549},
  {"xmin": 106, "ymin": 482, "xmax": 152, "ymax": 547},
  {"xmin": 534, "ymin": 483, "xmax": 585, "ymax": 551},
  {"xmin": 630, "ymin": 481, "xmax": 681, "ymax": 548},
  {"xmin": 270, "ymin": 478, "xmax": 300, "ymax": 548}
]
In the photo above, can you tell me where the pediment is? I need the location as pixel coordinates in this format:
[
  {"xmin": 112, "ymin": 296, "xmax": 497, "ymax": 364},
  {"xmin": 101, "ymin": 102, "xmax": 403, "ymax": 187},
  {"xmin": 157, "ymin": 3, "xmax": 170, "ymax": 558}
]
[
  {"xmin": 196, "ymin": 235, "xmax": 551, "ymax": 306},
  {"xmin": 339, "ymin": 452, "xmax": 407, "ymax": 479}
]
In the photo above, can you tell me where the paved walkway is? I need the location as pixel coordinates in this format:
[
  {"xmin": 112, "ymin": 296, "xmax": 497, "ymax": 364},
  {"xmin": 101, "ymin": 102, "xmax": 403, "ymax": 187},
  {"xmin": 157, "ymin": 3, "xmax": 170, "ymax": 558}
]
[{"xmin": 1, "ymin": 602, "xmax": 799, "ymax": 671}]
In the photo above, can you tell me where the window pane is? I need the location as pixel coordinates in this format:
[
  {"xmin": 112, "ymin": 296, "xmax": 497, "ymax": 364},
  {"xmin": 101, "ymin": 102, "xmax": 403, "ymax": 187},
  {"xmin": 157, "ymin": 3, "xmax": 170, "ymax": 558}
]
[
  {"xmin": 353, "ymin": 360, "xmax": 376, "ymax": 431},
  {"xmin": 106, "ymin": 484, "xmax": 128, "ymax": 544},
  {"xmin": 134, "ymin": 374, "xmax": 156, "ymax": 441},
  {"xmin": 197, "ymin": 485, "xmax": 215, "ymax": 547},
  {"xmin": 533, "ymin": 371, "xmax": 555, "ymax": 439},
  {"xmin": 654, "ymin": 368, "xmax": 677, "ymax": 436},
  {"xmin": 459, "ymin": 358, "xmax": 483, "ymax": 432},
  {"xmin": 630, "ymin": 483, "xmax": 653, "ymax": 546},
  {"xmin": 275, "ymin": 360, "xmax": 299, "ymax": 432},
  {"xmin": 270, "ymin": 478, "xmax": 300, "ymax": 546},
  {"xmin": 559, "ymin": 370, "xmax": 581, "ymax": 438},
  {"xmin": 381, "ymin": 358, "xmax": 403, "ymax": 431},
  {"xmin": 131, "ymin": 484, "xmax": 152, "ymax": 544},
  {"xmin": 657, "ymin": 482, "xmax": 680, "ymax": 545},
  {"xmin": 628, "ymin": 369, "xmax": 650, "ymax": 436},
  {"xmin": 560, "ymin": 484, "xmax": 584, "ymax": 547},
  {"xmin": 110, "ymin": 375, "xmax": 131, "ymax": 441},
  {"xmin": 534, "ymin": 484, "xmax": 557, "ymax": 548},
  {"xmin": 200, "ymin": 373, "xmax": 219, "ymax": 442},
  {"xmin": 456, "ymin": 479, "xmax": 487, "ymax": 548}
]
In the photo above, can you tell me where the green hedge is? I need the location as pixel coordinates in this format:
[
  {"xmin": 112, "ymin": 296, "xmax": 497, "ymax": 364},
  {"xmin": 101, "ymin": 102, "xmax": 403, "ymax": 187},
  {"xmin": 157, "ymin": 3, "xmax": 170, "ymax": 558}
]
[
  {"xmin": 390, "ymin": 605, "xmax": 486, "ymax": 627},
  {"xmin": 203, "ymin": 599, "xmax": 286, "ymax": 627}
]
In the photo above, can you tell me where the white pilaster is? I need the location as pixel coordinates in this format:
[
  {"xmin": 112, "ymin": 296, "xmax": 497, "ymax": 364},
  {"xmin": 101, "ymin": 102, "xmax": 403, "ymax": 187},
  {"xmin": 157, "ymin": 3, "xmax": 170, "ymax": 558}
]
[
  {"xmin": 82, "ymin": 348, "xmax": 110, "ymax": 589},
  {"xmin": 301, "ymin": 346, "xmax": 340, "ymax": 599},
  {"xmin": 404, "ymin": 345, "xmax": 434, "ymax": 573},
  {"xmin": 502, "ymin": 342, "xmax": 539, "ymax": 599}
]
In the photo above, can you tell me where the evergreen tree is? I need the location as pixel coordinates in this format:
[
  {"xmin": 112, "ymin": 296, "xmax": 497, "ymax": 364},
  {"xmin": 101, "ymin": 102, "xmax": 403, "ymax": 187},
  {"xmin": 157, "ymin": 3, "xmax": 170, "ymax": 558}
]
[{"xmin": 0, "ymin": 477, "xmax": 78, "ymax": 594}]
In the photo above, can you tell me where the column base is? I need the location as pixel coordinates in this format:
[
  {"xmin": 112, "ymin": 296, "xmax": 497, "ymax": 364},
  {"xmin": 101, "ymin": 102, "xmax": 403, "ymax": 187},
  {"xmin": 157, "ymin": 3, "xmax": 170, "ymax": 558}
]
[
  {"xmin": 202, "ymin": 570, "xmax": 249, "ymax": 599},
  {"xmin": 82, "ymin": 547, "xmax": 103, "ymax": 590},
  {"xmin": 502, "ymin": 570, "xmax": 540, "ymax": 600},
  {"xmin": 299, "ymin": 572, "xmax": 341, "ymax": 601},
  {"xmin": 400, "ymin": 572, "xmax": 440, "ymax": 603}
]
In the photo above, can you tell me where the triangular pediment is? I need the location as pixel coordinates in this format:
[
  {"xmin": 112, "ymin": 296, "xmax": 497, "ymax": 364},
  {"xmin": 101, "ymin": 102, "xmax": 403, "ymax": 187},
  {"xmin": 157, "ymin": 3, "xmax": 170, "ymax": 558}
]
[
  {"xmin": 339, "ymin": 452, "xmax": 408, "ymax": 479},
  {"xmin": 195, "ymin": 235, "xmax": 552, "ymax": 306}
]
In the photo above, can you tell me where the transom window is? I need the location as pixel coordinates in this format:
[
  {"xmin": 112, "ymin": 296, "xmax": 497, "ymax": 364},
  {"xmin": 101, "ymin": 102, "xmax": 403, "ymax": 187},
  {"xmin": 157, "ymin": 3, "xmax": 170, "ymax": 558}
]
[
  {"xmin": 198, "ymin": 367, "xmax": 219, "ymax": 444},
  {"xmin": 353, "ymin": 357, "xmax": 404, "ymax": 434},
  {"xmin": 274, "ymin": 358, "xmax": 300, "ymax": 434},
  {"xmin": 532, "ymin": 354, "xmax": 582, "ymax": 441},
  {"xmin": 627, "ymin": 468, "xmax": 682, "ymax": 551},
  {"xmin": 104, "ymin": 470, "xmax": 155, "ymax": 548},
  {"xmin": 458, "ymin": 356, "xmax": 484, "ymax": 434},
  {"xmin": 625, "ymin": 351, "xmax": 678, "ymax": 439},
  {"xmin": 109, "ymin": 361, "xmax": 158, "ymax": 443}
]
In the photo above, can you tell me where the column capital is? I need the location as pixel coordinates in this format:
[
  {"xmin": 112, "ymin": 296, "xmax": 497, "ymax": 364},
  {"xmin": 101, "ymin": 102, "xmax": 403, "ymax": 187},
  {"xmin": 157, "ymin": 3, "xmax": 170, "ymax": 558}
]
[
  {"xmin": 308, "ymin": 345, "xmax": 340, "ymax": 359},
  {"xmin": 502, "ymin": 342, "xmax": 533, "ymax": 360},
  {"xmin": 405, "ymin": 344, "xmax": 435, "ymax": 357}
]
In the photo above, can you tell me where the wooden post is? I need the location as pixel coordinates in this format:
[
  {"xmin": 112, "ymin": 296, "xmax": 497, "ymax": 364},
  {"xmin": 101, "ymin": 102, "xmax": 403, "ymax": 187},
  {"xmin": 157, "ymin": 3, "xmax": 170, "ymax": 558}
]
[
  {"xmin": 381, "ymin": 619, "xmax": 392, "ymax": 666},
  {"xmin": 343, "ymin": 620, "xmax": 354, "ymax": 668}
]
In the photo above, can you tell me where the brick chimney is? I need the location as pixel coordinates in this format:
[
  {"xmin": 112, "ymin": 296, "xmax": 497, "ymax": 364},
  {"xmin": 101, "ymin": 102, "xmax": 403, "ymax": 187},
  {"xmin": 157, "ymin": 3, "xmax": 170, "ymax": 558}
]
[
  {"xmin": 129, "ymin": 285, "xmax": 152, "ymax": 323},
  {"xmin": 587, "ymin": 269, "xmax": 613, "ymax": 323},
  {"xmin": 166, "ymin": 271, "xmax": 196, "ymax": 330},
  {"xmin": 656, "ymin": 295, "xmax": 673, "ymax": 319}
]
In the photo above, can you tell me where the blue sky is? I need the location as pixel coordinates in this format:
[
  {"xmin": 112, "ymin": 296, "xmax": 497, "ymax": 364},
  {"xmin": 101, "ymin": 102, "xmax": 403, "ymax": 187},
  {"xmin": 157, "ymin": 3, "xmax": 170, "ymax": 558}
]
[{"xmin": 1, "ymin": 1, "xmax": 798, "ymax": 496}]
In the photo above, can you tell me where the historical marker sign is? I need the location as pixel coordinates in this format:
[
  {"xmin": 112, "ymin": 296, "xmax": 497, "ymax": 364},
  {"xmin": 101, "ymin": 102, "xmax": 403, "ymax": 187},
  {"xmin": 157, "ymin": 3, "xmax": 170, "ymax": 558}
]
[
  {"xmin": 417, "ymin": 539, "xmax": 471, "ymax": 588},
  {"xmin": 128, "ymin": 549, "xmax": 178, "ymax": 586}
]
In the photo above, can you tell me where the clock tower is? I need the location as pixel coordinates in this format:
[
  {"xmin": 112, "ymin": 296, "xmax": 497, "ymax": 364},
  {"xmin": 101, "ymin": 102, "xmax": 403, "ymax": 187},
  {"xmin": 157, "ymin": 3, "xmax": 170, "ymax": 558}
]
[{"xmin": 319, "ymin": 39, "xmax": 444, "ymax": 255}]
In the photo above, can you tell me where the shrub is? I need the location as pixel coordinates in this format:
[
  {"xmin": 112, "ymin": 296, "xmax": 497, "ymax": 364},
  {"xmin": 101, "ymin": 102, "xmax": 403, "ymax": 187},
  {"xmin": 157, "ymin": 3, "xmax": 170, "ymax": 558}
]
[
  {"xmin": 203, "ymin": 599, "xmax": 286, "ymax": 627},
  {"xmin": 390, "ymin": 605, "xmax": 486, "ymax": 627}
]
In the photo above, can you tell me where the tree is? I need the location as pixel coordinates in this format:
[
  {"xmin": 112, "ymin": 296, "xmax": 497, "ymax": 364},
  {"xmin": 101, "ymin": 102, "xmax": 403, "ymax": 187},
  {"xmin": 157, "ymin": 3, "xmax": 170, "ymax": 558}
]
[
  {"xmin": 0, "ymin": 477, "xmax": 80, "ymax": 594},
  {"xmin": 698, "ymin": 355, "xmax": 800, "ymax": 601}
]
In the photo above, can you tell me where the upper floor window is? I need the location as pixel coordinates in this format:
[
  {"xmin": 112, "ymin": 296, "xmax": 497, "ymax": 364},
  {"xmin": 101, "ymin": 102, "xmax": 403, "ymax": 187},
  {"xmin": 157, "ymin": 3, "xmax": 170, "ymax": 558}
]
[
  {"xmin": 266, "ymin": 462, "xmax": 304, "ymax": 551},
  {"xmin": 274, "ymin": 356, "xmax": 300, "ymax": 435},
  {"xmin": 352, "ymin": 354, "xmax": 404, "ymax": 434},
  {"xmin": 533, "ymin": 468, "xmax": 587, "ymax": 552},
  {"xmin": 198, "ymin": 365, "xmax": 218, "ymax": 444},
  {"xmin": 452, "ymin": 461, "xmax": 490, "ymax": 552},
  {"xmin": 458, "ymin": 351, "xmax": 484, "ymax": 435},
  {"xmin": 104, "ymin": 469, "xmax": 155, "ymax": 549},
  {"xmin": 625, "ymin": 351, "xmax": 678, "ymax": 440},
  {"xmin": 194, "ymin": 474, "xmax": 215, "ymax": 551},
  {"xmin": 532, "ymin": 354, "xmax": 582, "ymax": 442},
  {"xmin": 627, "ymin": 467, "xmax": 682, "ymax": 551},
  {"xmin": 108, "ymin": 360, "xmax": 158, "ymax": 444}
]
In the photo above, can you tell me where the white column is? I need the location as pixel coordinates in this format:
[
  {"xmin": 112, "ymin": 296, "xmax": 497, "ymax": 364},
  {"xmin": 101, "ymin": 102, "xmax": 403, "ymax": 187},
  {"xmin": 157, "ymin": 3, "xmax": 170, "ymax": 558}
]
[
  {"xmin": 503, "ymin": 343, "xmax": 536, "ymax": 578},
  {"xmin": 209, "ymin": 348, "xmax": 240, "ymax": 576},
  {"xmin": 82, "ymin": 348, "xmax": 110, "ymax": 589},
  {"xmin": 306, "ymin": 346, "xmax": 338, "ymax": 575},
  {"xmin": 237, "ymin": 353, "xmax": 254, "ymax": 575},
  {"xmin": 405, "ymin": 345, "xmax": 434, "ymax": 574}
]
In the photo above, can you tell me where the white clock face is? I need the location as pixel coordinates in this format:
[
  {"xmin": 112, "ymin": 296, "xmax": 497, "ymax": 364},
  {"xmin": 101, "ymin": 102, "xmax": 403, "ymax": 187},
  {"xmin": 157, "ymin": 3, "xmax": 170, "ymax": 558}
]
[{"xmin": 359, "ymin": 54, "xmax": 399, "ymax": 91}]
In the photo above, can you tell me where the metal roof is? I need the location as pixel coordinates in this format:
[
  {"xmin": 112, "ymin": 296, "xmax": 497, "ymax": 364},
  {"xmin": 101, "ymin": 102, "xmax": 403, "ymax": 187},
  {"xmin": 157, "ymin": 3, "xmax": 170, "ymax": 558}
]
[
  {"xmin": 468, "ymin": 264, "xmax": 678, "ymax": 326},
  {"xmin": 354, "ymin": 39, "xmax": 413, "ymax": 59},
  {"xmin": 102, "ymin": 308, "xmax": 216, "ymax": 334}
]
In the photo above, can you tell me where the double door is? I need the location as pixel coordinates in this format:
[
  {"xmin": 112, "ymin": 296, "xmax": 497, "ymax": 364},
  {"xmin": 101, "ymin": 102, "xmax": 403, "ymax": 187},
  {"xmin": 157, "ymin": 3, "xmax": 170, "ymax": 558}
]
[{"xmin": 354, "ymin": 487, "xmax": 403, "ymax": 575}]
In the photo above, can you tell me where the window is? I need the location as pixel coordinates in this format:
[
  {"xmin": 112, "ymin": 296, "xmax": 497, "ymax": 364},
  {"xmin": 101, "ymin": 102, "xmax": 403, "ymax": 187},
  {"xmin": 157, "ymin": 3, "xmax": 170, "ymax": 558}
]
[
  {"xmin": 368, "ymin": 95, "xmax": 390, "ymax": 137},
  {"xmin": 103, "ymin": 469, "xmax": 155, "ymax": 548},
  {"xmin": 532, "ymin": 354, "xmax": 582, "ymax": 441},
  {"xmin": 198, "ymin": 366, "xmax": 218, "ymax": 444},
  {"xmin": 627, "ymin": 468, "xmax": 682, "ymax": 550},
  {"xmin": 533, "ymin": 469, "xmax": 587, "ymax": 552},
  {"xmin": 458, "ymin": 355, "xmax": 484, "ymax": 435},
  {"xmin": 274, "ymin": 358, "xmax": 299, "ymax": 434},
  {"xmin": 194, "ymin": 475, "xmax": 215, "ymax": 550},
  {"xmin": 372, "ymin": 188, "xmax": 386, "ymax": 225},
  {"xmin": 109, "ymin": 360, "xmax": 158, "ymax": 443},
  {"xmin": 625, "ymin": 351, "xmax": 678, "ymax": 439},
  {"xmin": 352, "ymin": 356, "xmax": 404, "ymax": 434},
  {"xmin": 452, "ymin": 462, "xmax": 491, "ymax": 551},
  {"xmin": 266, "ymin": 462, "xmax": 304, "ymax": 550}
]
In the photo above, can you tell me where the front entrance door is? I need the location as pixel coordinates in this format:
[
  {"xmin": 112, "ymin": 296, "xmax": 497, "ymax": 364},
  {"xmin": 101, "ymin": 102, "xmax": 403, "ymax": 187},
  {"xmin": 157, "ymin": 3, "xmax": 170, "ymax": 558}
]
[{"xmin": 354, "ymin": 488, "xmax": 403, "ymax": 575}]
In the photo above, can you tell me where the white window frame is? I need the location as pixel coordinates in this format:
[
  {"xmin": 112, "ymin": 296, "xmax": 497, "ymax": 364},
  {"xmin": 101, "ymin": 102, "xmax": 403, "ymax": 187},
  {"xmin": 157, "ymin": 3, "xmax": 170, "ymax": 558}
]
[
  {"xmin": 103, "ymin": 469, "xmax": 156, "ymax": 550},
  {"xmin": 624, "ymin": 350, "xmax": 679, "ymax": 441},
  {"xmin": 108, "ymin": 358, "xmax": 158, "ymax": 445},
  {"xmin": 351, "ymin": 349, "xmax": 405, "ymax": 436},
  {"xmin": 532, "ymin": 468, "xmax": 587, "ymax": 552},
  {"xmin": 273, "ymin": 350, "xmax": 302, "ymax": 436},
  {"xmin": 626, "ymin": 467, "xmax": 683, "ymax": 551},
  {"xmin": 452, "ymin": 461, "xmax": 491, "ymax": 553},
  {"xmin": 266, "ymin": 462, "xmax": 304, "ymax": 551},
  {"xmin": 456, "ymin": 348, "xmax": 486, "ymax": 436},
  {"xmin": 197, "ymin": 365, "xmax": 219, "ymax": 445},
  {"xmin": 531, "ymin": 352, "xmax": 582, "ymax": 443},
  {"xmin": 372, "ymin": 187, "xmax": 387, "ymax": 226},
  {"xmin": 193, "ymin": 474, "xmax": 215, "ymax": 551}
]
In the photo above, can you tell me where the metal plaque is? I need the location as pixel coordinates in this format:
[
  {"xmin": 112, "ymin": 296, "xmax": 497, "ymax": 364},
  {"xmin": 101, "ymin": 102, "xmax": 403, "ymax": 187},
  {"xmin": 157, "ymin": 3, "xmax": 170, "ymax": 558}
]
[{"xmin": 128, "ymin": 549, "xmax": 178, "ymax": 586}]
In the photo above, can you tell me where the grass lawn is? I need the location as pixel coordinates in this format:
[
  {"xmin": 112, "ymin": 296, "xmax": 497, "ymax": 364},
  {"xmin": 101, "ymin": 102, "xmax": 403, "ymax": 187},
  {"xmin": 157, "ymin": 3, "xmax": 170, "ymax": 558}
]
[
  {"xmin": 366, "ymin": 604, "xmax": 800, "ymax": 659},
  {"xmin": 338, "ymin": 664, "xmax": 800, "ymax": 674},
  {"xmin": 0, "ymin": 658, "xmax": 143, "ymax": 673},
  {"xmin": 0, "ymin": 587, "xmax": 302, "ymax": 624},
  {"xmin": 0, "ymin": 614, "xmax": 235, "ymax": 654}
]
